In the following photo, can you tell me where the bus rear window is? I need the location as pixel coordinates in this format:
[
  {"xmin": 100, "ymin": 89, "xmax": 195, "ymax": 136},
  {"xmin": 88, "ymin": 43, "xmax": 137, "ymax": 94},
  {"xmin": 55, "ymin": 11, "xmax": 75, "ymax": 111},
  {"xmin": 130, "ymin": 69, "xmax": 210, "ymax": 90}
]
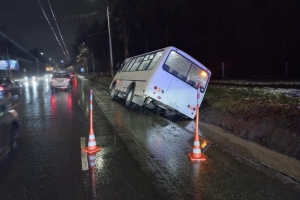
[
  {"xmin": 164, "ymin": 51, "xmax": 191, "ymax": 80},
  {"xmin": 163, "ymin": 51, "xmax": 210, "ymax": 91},
  {"xmin": 186, "ymin": 64, "xmax": 209, "ymax": 90}
]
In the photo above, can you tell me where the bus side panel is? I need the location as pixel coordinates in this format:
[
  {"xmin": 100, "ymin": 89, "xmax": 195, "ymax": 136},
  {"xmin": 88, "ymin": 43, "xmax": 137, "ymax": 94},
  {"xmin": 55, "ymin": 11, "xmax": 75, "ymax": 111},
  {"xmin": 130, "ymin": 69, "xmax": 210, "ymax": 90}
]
[
  {"xmin": 120, "ymin": 80, "xmax": 133, "ymax": 93},
  {"xmin": 115, "ymin": 80, "xmax": 124, "ymax": 92},
  {"xmin": 134, "ymin": 81, "xmax": 146, "ymax": 96}
]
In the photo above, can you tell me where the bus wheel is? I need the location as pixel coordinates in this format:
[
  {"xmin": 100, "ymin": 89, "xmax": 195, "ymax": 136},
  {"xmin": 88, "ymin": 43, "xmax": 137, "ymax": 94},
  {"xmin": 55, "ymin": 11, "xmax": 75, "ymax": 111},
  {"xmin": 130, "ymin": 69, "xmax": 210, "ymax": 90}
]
[
  {"xmin": 110, "ymin": 85, "xmax": 118, "ymax": 100},
  {"xmin": 125, "ymin": 87, "xmax": 140, "ymax": 109},
  {"xmin": 125, "ymin": 87, "xmax": 134, "ymax": 107}
]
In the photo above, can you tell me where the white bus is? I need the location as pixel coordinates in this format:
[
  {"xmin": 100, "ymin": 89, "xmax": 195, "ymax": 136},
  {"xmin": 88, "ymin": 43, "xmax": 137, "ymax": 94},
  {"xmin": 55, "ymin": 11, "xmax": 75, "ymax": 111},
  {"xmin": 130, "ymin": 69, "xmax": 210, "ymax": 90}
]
[{"xmin": 109, "ymin": 46, "xmax": 211, "ymax": 119}]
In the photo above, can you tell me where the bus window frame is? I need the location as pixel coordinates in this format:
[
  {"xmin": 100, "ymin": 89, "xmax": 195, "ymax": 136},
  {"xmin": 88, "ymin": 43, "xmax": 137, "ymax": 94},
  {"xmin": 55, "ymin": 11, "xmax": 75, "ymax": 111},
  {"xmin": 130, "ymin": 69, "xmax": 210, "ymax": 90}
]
[
  {"xmin": 118, "ymin": 59, "xmax": 130, "ymax": 72},
  {"xmin": 130, "ymin": 56, "xmax": 145, "ymax": 71},
  {"xmin": 137, "ymin": 54, "xmax": 153, "ymax": 71},
  {"xmin": 123, "ymin": 58, "xmax": 136, "ymax": 72},
  {"xmin": 145, "ymin": 51, "xmax": 163, "ymax": 71}
]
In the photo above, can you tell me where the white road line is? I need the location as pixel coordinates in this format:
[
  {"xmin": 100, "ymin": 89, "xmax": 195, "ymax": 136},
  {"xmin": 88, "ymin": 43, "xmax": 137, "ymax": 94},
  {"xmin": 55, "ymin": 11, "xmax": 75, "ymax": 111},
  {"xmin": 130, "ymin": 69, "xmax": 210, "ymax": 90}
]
[{"xmin": 80, "ymin": 137, "xmax": 89, "ymax": 171}]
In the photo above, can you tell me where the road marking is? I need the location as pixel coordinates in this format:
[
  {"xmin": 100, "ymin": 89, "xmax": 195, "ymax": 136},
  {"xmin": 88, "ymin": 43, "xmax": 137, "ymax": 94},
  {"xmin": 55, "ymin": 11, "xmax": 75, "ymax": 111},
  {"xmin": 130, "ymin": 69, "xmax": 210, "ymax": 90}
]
[
  {"xmin": 11, "ymin": 103, "xmax": 20, "ymax": 109},
  {"xmin": 80, "ymin": 137, "xmax": 89, "ymax": 171}
]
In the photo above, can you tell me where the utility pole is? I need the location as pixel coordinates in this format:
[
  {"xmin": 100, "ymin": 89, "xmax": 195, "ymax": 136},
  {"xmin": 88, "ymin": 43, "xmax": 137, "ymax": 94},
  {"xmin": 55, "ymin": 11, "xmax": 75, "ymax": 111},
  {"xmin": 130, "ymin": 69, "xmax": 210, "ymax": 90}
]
[
  {"xmin": 105, "ymin": 0, "xmax": 114, "ymax": 77},
  {"xmin": 85, "ymin": 57, "xmax": 88, "ymax": 74}
]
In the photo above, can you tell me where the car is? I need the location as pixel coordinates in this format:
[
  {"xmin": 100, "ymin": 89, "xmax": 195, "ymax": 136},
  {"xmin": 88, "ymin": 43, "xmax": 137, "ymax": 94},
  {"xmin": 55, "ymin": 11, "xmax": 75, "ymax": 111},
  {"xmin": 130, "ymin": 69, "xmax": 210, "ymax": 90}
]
[
  {"xmin": 30, "ymin": 75, "xmax": 38, "ymax": 82},
  {"xmin": 24, "ymin": 75, "xmax": 38, "ymax": 82},
  {"xmin": 0, "ymin": 77, "xmax": 23, "ymax": 99},
  {"xmin": 44, "ymin": 73, "xmax": 53, "ymax": 78},
  {"xmin": 0, "ymin": 100, "xmax": 21, "ymax": 162},
  {"xmin": 50, "ymin": 72, "xmax": 72, "ymax": 91}
]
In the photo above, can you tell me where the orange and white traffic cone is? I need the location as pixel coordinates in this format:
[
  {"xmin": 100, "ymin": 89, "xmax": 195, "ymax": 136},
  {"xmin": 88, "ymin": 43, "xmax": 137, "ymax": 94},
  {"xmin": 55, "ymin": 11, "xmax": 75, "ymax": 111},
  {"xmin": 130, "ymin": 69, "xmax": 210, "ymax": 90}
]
[
  {"xmin": 188, "ymin": 82, "xmax": 206, "ymax": 161},
  {"xmin": 83, "ymin": 89, "xmax": 102, "ymax": 154}
]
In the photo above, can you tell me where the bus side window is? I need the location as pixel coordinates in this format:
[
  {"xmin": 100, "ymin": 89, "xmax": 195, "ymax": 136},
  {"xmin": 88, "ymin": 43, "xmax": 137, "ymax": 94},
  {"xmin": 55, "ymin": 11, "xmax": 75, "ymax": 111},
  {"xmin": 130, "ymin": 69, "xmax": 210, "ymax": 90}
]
[
  {"xmin": 118, "ymin": 60, "xmax": 127, "ymax": 72},
  {"xmin": 137, "ymin": 54, "xmax": 152, "ymax": 71},
  {"xmin": 137, "ymin": 60, "xmax": 151, "ymax": 71},
  {"xmin": 130, "ymin": 56, "xmax": 144, "ymax": 71},
  {"xmin": 124, "ymin": 58, "xmax": 137, "ymax": 71},
  {"xmin": 146, "ymin": 51, "xmax": 163, "ymax": 70}
]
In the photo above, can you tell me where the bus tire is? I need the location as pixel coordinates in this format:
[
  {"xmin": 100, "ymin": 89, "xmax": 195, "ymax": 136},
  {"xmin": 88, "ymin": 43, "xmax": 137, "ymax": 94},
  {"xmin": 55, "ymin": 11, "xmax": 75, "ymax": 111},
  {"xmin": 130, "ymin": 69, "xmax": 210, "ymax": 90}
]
[
  {"xmin": 125, "ymin": 87, "xmax": 139, "ymax": 109},
  {"xmin": 110, "ymin": 84, "xmax": 118, "ymax": 100}
]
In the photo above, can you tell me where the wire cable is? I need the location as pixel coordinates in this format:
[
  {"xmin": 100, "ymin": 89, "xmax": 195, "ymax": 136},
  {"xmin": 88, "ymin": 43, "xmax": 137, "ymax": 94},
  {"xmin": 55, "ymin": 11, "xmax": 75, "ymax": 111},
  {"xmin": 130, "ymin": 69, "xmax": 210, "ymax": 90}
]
[
  {"xmin": 47, "ymin": 0, "xmax": 71, "ymax": 60},
  {"xmin": 37, "ymin": 0, "xmax": 69, "ymax": 61}
]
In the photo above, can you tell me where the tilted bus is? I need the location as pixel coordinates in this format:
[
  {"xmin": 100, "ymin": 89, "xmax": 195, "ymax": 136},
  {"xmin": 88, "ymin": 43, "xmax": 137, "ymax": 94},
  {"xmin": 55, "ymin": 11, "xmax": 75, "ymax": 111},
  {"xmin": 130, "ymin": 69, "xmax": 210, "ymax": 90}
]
[{"xmin": 109, "ymin": 46, "xmax": 211, "ymax": 119}]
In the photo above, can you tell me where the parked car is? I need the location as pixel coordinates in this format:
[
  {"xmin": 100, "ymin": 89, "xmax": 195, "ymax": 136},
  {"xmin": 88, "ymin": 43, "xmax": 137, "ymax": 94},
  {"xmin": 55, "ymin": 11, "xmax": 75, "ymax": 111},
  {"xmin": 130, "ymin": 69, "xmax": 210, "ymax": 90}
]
[
  {"xmin": 50, "ymin": 72, "xmax": 72, "ymax": 91},
  {"xmin": 0, "ymin": 77, "xmax": 22, "ymax": 99},
  {"xmin": 0, "ymin": 100, "xmax": 21, "ymax": 162}
]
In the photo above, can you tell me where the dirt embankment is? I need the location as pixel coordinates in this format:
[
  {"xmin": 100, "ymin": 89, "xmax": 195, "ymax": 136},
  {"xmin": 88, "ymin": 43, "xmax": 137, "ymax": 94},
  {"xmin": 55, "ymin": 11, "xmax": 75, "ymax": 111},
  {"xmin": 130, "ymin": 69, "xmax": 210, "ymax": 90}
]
[{"xmin": 201, "ymin": 81, "xmax": 300, "ymax": 160}]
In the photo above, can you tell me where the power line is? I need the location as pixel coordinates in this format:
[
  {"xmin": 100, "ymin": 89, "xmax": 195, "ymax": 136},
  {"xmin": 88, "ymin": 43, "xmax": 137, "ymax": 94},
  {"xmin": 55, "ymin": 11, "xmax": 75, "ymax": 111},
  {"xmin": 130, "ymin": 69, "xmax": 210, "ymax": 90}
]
[
  {"xmin": 47, "ymin": 0, "xmax": 71, "ymax": 60},
  {"xmin": 37, "ymin": 0, "xmax": 69, "ymax": 61}
]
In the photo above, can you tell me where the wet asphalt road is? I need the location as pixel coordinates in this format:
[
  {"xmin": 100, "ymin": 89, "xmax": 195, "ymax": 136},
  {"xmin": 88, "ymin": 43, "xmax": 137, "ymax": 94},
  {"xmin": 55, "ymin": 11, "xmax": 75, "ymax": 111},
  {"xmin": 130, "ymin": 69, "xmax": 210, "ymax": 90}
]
[{"xmin": 0, "ymin": 77, "xmax": 299, "ymax": 200}]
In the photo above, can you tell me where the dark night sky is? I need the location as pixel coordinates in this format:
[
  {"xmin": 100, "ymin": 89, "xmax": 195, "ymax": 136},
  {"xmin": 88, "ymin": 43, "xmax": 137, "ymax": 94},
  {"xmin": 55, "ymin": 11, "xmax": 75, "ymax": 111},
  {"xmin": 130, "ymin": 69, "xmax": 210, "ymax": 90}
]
[{"xmin": 0, "ymin": 0, "xmax": 109, "ymax": 63}]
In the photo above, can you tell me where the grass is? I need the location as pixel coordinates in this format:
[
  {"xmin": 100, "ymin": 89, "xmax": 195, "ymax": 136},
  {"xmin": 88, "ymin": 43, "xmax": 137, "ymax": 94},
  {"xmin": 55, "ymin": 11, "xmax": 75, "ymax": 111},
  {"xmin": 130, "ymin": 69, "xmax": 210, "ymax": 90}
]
[{"xmin": 203, "ymin": 85, "xmax": 300, "ymax": 117}]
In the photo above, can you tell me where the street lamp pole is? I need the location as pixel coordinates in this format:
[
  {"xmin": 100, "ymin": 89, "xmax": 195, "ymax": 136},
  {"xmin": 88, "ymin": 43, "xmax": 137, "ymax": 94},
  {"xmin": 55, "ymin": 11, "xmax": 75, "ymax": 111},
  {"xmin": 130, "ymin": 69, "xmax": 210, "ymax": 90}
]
[
  {"xmin": 85, "ymin": 57, "xmax": 88, "ymax": 74},
  {"xmin": 104, "ymin": 0, "xmax": 114, "ymax": 77}
]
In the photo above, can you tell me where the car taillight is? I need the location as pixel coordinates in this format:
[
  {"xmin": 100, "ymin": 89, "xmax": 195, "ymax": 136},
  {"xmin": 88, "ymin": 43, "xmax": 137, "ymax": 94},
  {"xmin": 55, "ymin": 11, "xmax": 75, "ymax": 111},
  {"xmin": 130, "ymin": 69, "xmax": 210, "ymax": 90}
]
[{"xmin": 0, "ymin": 86, "xmax": 3, "ymax": 91}]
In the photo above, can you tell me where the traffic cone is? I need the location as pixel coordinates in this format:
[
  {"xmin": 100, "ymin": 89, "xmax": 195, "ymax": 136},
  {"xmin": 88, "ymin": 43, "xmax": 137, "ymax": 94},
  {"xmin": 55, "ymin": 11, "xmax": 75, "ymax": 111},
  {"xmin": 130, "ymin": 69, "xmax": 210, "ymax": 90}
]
[
  {"xmin": 83, "ymin": 89, "xmax": 102, "ymax": 154},
  {"xmin": 189, "ymin": 82, "xmax": 206, "ymax": 161}
]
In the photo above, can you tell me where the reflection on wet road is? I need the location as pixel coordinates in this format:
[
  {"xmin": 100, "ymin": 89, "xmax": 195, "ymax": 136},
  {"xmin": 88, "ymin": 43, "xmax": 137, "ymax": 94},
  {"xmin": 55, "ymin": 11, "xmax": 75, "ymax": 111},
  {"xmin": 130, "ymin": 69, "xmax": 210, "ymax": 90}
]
[{"xmin": 0, "ymin": 77, "xmax": 299, "ymax": 200}]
